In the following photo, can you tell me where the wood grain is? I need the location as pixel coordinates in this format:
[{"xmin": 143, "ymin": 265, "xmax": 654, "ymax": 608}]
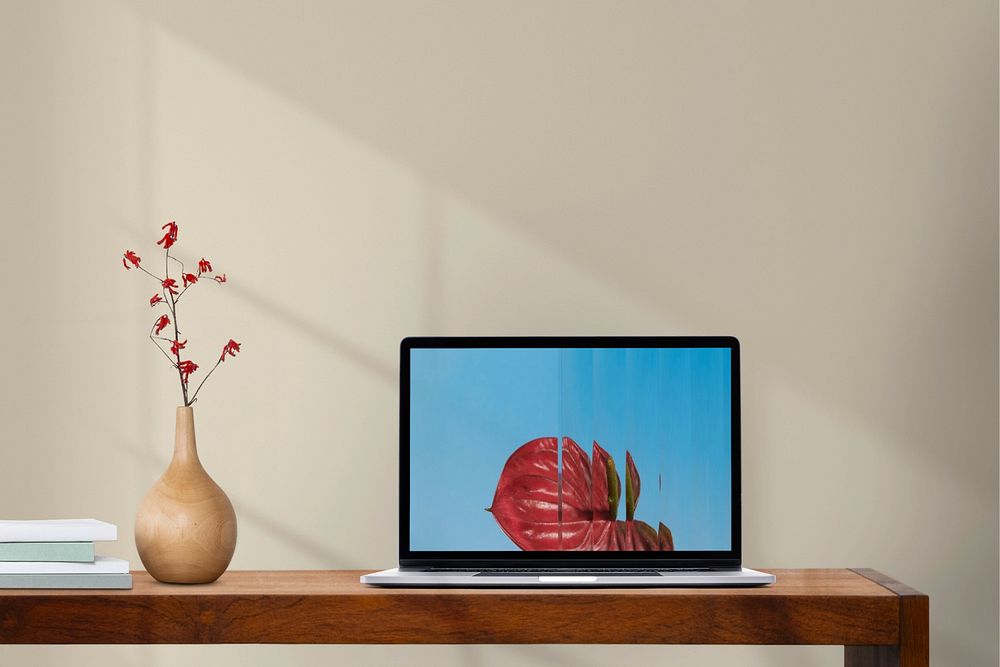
[
  {"xmin": 0, "ymin": 569, "xmax": 905, "ymax": 645},
  {"xmin": 134, "ymin": 407, "xmax": 237, "ymax": 584},
  {"xmin": 845, "ymin": 569, "xmax": 929, "ymax": 667}
]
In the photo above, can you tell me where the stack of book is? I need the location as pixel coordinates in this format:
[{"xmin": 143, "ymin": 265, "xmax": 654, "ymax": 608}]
[{"xmin": 0, "ymin": 519, "xmax": 132, "ymax": 589}]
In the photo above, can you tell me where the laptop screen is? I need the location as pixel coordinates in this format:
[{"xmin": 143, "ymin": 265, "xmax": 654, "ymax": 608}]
[{"xmin": 401, "ymin": 337, "xmax": 740, "ymax": 564}]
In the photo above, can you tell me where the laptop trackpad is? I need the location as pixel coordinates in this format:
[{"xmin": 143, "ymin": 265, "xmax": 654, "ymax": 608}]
[{"xmin": 537, "ymin": 576, "xmax": 598, "ymax": 583}]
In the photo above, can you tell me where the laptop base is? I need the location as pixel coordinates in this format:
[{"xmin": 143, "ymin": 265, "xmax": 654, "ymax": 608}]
[{"xmin": 361, "ymin": 567, "xmax": 775, "ymax": 587}]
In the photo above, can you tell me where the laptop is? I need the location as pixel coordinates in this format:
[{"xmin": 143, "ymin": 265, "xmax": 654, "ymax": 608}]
[{"xmin": 362, "ymin": 336, "xmax": 774, "ymax": 587}]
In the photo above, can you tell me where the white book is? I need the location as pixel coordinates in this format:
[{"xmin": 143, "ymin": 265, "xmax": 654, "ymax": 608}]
[
  {"xmin": 0, "ymin": 555, "xmax": 129, "ymax": 574},
  {"xmin": 0, "ymin": 519, "xmax": 117, "ymax": 543}
]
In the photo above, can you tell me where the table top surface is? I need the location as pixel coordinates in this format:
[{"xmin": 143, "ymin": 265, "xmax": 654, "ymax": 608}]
[
  {"xmin": 0, "ymin": 569, "xmax": 894, "ymax": 597},
  {"xmin": 0, "ymin": 568, "xmax": 925, "ymax": 647},
  {"xmin": 0, "ymin": 567, "xmax": 896, "ymax": 597}
]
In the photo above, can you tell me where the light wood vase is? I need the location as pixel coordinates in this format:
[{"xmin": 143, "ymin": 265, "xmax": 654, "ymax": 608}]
[{"xmin": 135, "ymin": 406, "xmax": 237, "ymax": 584}]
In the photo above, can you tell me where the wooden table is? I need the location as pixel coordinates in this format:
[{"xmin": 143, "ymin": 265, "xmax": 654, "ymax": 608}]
[{"xmin": 0, "ymin": 568, "xmax": 928, "ymax": 666}]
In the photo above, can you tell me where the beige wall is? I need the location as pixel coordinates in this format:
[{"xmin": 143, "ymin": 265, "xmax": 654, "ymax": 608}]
[{"xmin": 1, "ymin": 1, "xmax": 997, "ymax": 665}]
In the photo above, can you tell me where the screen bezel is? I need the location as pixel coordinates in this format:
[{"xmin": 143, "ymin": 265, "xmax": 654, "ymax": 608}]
[{"xmin": 399, "ymin": 336, "xmax": 742, "ymax": 569}]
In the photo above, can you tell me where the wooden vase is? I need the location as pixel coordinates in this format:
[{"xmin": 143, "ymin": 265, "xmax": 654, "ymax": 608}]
[{"xmin": 135, "ymin": 406, "xmax": 237, "ymax": 584}]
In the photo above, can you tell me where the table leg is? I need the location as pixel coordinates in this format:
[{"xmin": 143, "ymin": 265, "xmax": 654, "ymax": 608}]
[
  {"xmin": 845, "ymin": 645, "xmax": 898, "ymax": 666},
  {"xmin": 844, "ymin": 591, "xmax": 929, "ymax": 666}
]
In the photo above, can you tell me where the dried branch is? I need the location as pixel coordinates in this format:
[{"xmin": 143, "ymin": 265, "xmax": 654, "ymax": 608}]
[
  {"xmin": 168, "ymin": 254, "xmax": 186, "ymax": 277},
  {"xmin": 136, "ymin": 265, "xmax": 164, "ymax": 283},
  {"xmin": 188, "ymin": 356, "xmax": 223, "ymax": 405},
  {"xmin": 148, "ymin": 323, "xmax": 178, "ymax": 368},
  {"xmin": 123, "ymin": 223, "xmax": 239, "ymax": 408},
  {"xmin": 165, "ymin": 249, "xmax": 189, "ymax": 405}
]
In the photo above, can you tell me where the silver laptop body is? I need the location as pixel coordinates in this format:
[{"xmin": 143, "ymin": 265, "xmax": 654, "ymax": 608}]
[
  {"xmin": 363, "ymin": 337, "xmax": 775, "ymax": 588},
  {"xmin": 362, "ymin": 567, "xmax": 773, "ymax": 586}
]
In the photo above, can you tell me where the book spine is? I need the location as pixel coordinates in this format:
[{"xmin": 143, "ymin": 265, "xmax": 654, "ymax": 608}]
[
  {"xmin": 0, "ymin": 527, "xmax": 117, "ymax": 542},
  {"xmin": 0, "ymin": 556, "xmax": 128, "ymax": 574},
  {"xmin": 0, "ymin": 573, "xmax": 132, "ymax": 589},
  {"xmin": 0, "ymin": 542, "xmax": 96, "ymax": 562}
]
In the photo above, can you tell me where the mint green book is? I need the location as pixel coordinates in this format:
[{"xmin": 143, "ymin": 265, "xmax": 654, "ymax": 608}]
[
  {"xmin": 0, "ymin": 542, "xmax": 95, "ymax": 562},
  {"xmin": 0, "ymin": 573, "xmax": 131, "ymax": 589}
]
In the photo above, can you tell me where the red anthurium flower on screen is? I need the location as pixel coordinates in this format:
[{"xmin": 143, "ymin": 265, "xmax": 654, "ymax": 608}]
[
  {"xmin": 177, "ymin": 360, "xmax": 198, "ymax": 385},
  {"xmin": 220, "ymin": 339, "xmax": 241, "ymax": 362},
  {"xmin": 198, "ymin": 258, "xmax": 212, "ymax": 274},
  {"xmin": 149, "ymin": 294, "xmax": 163, "ymax": 307},
  {"xmin": 213, "ymin": 273, "xmax": 227, "ymax": 284},
  {"xmin": 489, "ymin": 438, "xmax": 672, "ymax": 552},
  {"xmin": 182, "ymin": 272, "xmax": 199, "ymax": 288},
  {"xmin": 122, "ymin": 250, "xmax": 141, "ymax": 270},
  {"xmin": 170, "ymin": 339, "xmax": 187, "ymax": 356},
  {"xmin": 161, "ymin": 278, "xmax": 179, "ymax": 295},
  {"xmin": 156, "ymin": 221, "xmax": 178, "ymax": 249},
  {"xmin": 154, "ymin": 314, "xmax": 171, "ymax": 335}
]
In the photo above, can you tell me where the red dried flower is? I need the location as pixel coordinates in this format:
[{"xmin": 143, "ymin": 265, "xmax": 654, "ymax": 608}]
[
  {"xmin": 122, "ymin": 250, "xmax": 141, "ymax": 270},
  {"xmin": 154, "ymin": 314, "xmax": 171, "ymax": 335},
  {"xmin": 156, "ymin": 221, "xmax": 178, "ymax": 249},
  {"xmin": 220, "ymin": 339, "xmax": 241, "ymax": 362},
  {"xmin": 124, "ymin": 223, "xmax": 241, "ymax": 406},
  {"xmin": 177, "ymin": 360, "xmax": 198, "ymax": 385}
]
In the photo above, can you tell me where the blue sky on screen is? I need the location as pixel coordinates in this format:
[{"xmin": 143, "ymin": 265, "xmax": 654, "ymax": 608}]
[{"xmin": 409, "ymin": 347, "xmax": 732, "ymax": 551}]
